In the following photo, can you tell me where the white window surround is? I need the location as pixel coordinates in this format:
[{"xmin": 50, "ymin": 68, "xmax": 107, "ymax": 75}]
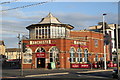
[{"xmin": 70, "ymin": 47, "xmax": 76, "ymax": 63}]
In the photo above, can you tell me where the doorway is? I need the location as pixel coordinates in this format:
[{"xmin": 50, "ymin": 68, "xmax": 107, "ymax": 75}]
[{"xmin": 37, "ymin": 58, "xmax": 45, "ymax": 68}]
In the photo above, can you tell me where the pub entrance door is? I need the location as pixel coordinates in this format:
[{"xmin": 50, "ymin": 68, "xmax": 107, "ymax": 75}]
[{"xmin": 37, "ymin": 58, "xmax": 45, "ymax": 68}]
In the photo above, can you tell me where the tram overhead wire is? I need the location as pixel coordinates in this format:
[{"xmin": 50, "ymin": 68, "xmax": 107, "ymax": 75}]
[
  {"xmin": 0, "ymin": 0, "xmax": 22, "ymax": 5},
  {"xmin": 0, "ymin": 0, "xmax": 54, "ymax": 12}
]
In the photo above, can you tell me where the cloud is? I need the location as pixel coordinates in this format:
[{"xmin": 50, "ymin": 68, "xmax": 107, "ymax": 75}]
[
  {"xmin": 54, "ymin": 12, "xmax": 118, "ymax": 30},
  {"xmin": 1, "ymin": 9, "xmax": 118, "ymax": 48},
  {"xmin": 3, "ymin": 37, "xmax": 19, "ymax": 48}
]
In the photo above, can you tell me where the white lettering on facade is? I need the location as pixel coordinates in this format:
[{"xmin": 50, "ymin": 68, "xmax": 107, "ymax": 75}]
[
  {"xmin": 74, "ymin": 41, "xmax": 86, "ymax": 45},
  {"xmin": 30, "ymin": 40, "xmax": 51, "ymax": 45},
  {"xmin": 72, "ymin": 64, "xmax": 79, "ymax": 67},
  {"xmin": 81, "ymin": 65, "xmax": 88, "ymax": 67}
]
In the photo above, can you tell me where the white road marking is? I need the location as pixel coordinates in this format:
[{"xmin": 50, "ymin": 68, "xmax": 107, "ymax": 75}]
[
  {"xmin": 1, "ymin": 77, "xmax": 17, "ymax": 78},
  {"xmin": 25, "ymin": 72, "xmax": 69, "ymax": 77},
  {"xmin": 77, "ymin": 69, "xmax": 113, "ymax": 73},
  {"xmin": 83, "ymin": 75, "xmax": 110, "ymax": 79}
]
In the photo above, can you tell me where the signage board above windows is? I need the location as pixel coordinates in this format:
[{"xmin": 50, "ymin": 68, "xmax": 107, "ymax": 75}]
[
  {"xmin": 36, "ymin": 52, "xmax": 45, "ymax": 58},
  {"xmin": 71, "ymin": 64, "xmax": 90, "ymax": 68},
  {"xmin": 74, "ymin": 41, "xmax": 86, "ymax": 45},
  {"xmin": 30, "ymin": 40, "xmax": 51, "ymax": 45}
]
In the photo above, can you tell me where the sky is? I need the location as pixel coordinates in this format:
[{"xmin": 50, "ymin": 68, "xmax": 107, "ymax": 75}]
[{"xmin": 0, "ymin": 0, "xmax": 118, "ymax": 48}]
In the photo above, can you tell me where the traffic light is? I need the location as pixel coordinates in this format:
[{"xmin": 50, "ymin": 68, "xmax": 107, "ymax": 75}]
[{"xmin": 22, "ymin": 43, "xmax": 27, "ymax": 53}]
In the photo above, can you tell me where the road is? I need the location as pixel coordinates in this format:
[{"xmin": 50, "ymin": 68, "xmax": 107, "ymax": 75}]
[{"xmin": 1, "ymin": 68, "xmax": 117, "ymax": 80}]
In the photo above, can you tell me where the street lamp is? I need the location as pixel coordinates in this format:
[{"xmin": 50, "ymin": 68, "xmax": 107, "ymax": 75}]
[
  {"xmin": 116, "ymin": 24, "xmax": 119, "ymax": 79},
  {"xmin": 102, "ymin": 13, "xmax": 107, "ymax": 70}
]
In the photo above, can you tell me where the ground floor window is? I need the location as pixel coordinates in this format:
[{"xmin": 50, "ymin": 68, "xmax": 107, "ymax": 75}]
[
  {"xmin": 95, "ymin": 54, "xmax": 98, "ymax": 62},
  {"xmin": 70, "ymin": 47, "xmax": 76, "ymax": 63},
  {"xmin": 77, "ymin": 48, "xmax": 82, "ymax": 62},
  {"xmin": 84, "ymin": 49, "xmax": 88, "ymax": 62},
  {"xmin": 49, "ymin": 47, "xmax": 59, "ymax": 63}
]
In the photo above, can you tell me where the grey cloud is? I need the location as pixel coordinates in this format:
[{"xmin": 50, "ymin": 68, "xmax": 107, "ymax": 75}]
[{"xmin": 54, "ymin": 12, "xmax": 117, "ymax": 29}]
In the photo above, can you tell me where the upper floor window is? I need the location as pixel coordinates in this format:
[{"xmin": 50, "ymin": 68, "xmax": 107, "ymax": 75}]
[{"xmin": 94, "ymin": 39, "xmax": 98, "ymax": 47}]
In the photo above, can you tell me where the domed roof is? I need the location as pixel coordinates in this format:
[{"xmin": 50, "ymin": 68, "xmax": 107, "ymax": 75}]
[{"xmin": 39, "ymin": 13, "xmax": 62, "ymax": 24}]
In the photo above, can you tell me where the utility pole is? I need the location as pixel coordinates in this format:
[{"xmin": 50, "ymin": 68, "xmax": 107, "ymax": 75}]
[{"xmin": 102, "ymin": 13, "xmax": 107, "ymax": 70}]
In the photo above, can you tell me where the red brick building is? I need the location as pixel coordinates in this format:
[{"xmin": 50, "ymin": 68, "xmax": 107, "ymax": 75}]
[{"xmin": 22, "ymin": 13, "xmax": 110, "ymax": 69}]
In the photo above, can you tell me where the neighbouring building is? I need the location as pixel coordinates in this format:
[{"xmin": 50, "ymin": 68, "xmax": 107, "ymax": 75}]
[
  {"xmin": 0, "ymin": 40, "xmax": 5, "ymax": 55},
  {"xmin": 5, "ymin": 48, "xmax": 21, "ymax": 61},
  {"xmin": 22, "ymin": 13, "xmax": 110, "ymax": 69},
  {"xmin": 89, "ymin": 22, "xmax": 120, "ymax": 62}
]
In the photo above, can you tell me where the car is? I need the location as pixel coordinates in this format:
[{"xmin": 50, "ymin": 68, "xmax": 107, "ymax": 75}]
[{"xmin": 112, "ymin": 68, "xmax": 118, "ymax": 78}]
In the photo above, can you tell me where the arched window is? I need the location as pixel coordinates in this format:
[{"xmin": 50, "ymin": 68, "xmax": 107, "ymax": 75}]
[
  {"xmin": 49, "ymin": 47, "xmax": 59, "ymax": 63},
  {"xmin": 36, "ymin": 47, "xmax": 45, "ymax": 52},
  {"xmin": 70, "ymin": 47, "xmax": 76, "ymax": 63},
  {"xmin": 23, "ymin": 48, "xmax": 32, "ymax": 64},
  {"xmin": 84, "ymin": 49, "xmax": 88, "ymax": 62},
  {"xmin": 77, "ymin": 48, "xmax": 82, "ymax": 62}
]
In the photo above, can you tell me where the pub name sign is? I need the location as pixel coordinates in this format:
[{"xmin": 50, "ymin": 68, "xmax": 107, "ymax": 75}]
[
  {"xmin": 74, "ymin": 41, "xmax": 86, "ymax": 45},
  {"xmin": 30, "ymin": 40, "xmax": 51, "ymax": 45}
]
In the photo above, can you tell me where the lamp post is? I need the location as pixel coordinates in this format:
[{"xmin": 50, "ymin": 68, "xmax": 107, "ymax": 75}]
[
  {"xmin": 116, "ymin": 24, "xmax": 119, "ymax": 79},
  {"xmin": 21, "ymin": 35, "xmax": 23, "ymax": 76},
  {"xmin": 102, "ymin": 13, "xmax": 107, "ymax": 70}
]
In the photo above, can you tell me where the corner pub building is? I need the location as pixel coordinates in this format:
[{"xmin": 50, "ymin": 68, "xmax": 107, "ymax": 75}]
[{"xmin": 22, "ymin": 13, "xmax": 110, "ymax": 69}]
